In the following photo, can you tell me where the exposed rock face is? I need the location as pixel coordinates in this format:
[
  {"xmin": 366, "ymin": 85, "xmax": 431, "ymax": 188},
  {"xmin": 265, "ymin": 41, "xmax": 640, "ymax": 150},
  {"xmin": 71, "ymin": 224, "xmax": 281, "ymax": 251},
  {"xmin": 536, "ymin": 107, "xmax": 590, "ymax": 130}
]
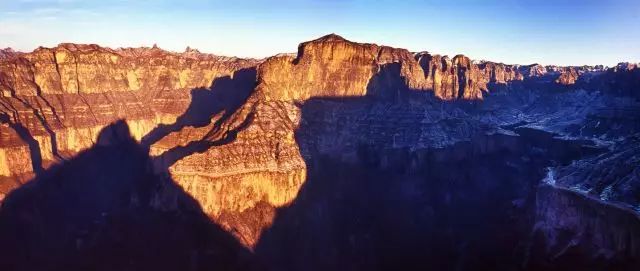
[
  {"xmin": 0, "ymin": 34, "xmax": 640, "ymax": 270},
  {"xmin": 259, "ymin": 34, "xmax": 524, "ymax": 101},
  {"xmin": 0, "ymin": 43, "xmax": 257, "ymax": 95},
  {"xmin": 477, "ymin": 61, "xmax": 524, "ymax": 84},
  {"xmin": 518, "ymin": 64, "xmax": 609, "ymax": 86},
  {"xmin": 616, "ymin": 62, "xmax": 639, "ymax": 71},
  {"xmin": 258, "ymin": 34, "xmax": 379, "ymax": 100},
  {"xmin": 0, "ymin": 121, "xmax": 256, "ymax": 271},
  {"xmin": 0, "ymin": 48, "xmax": 19, "ymax": 61},
  {"xmin": 0, "ymin": 43, "xmax": 258, "ymax": 180},
  {"xmin": 532, "ymin": 184, "xmax": 640, "ymax": 269},
  {"xmin": 552, "ymin": 138, "xmax": 640, "ymax": 209},
  {"xmin": 0, "ymin": 44, "xmax": 294, "ymax": 248},
  {"xmin": 522, "ymin": 63, "xmax": 548, "ymax": 78},
  {"xmin": 0, "ymin": 42, "xmax": 309, "ymax": 249},
  {"xmin": 555, "ymin": 67, "xmax": 580, "ymax": 85},
  {"xmin": 591, "ymin": 63, "xmax": 640, "ymax": 98}
]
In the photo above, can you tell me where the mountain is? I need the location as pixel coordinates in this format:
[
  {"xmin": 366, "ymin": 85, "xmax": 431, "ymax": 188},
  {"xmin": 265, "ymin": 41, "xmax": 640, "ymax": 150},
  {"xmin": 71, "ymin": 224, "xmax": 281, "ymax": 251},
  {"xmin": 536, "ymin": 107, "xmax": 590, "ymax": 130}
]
[{"xmin": 0, "ymin": 34, "xmax": 639, "ymax": 270}]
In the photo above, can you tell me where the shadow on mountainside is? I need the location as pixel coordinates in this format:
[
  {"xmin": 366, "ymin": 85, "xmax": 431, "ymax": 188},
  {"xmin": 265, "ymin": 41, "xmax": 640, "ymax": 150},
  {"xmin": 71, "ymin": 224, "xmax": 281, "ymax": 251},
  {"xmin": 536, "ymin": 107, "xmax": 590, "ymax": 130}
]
[
  {"xmin": 153, "ymin": 108, "xmax": 255, "ymax": 171},
  {"xmin": 0, "ymin": 95, "xmax": 64, "ymax": 162},
  {"xmin": 252, "ymin": 68, "xmax": 636, "ymax": 271},
  {"xmin": 252, "ymin": 98, "xmax": 610, "ymax": 271},
  {"xmin": 366, "ymin": 62, "xmax": 438, "ymax": 102},
  {"xmin": 1, "ymin": 60, "xmax": 639, "ymax": 271},
  {"xmin": 144, "ymin": 66, "xmax": 258, "ymax": 171},
  {"xmin": 0, "ymin": 112, "xmax": 44, "ymax": 175},
  {"xmin": 0, "ymin": 59, "xmax": 66, "ymax": 162},
  {"xmin": 141, "ymin": 67, "xmax": 257, "ymax": 148},
  {"xmin": 0, "ymin": 120, "xmax": 259, "ymax": 271},
  {"xmin": 0, "ymin": 64, "xmax": 260, "ymax": 270}
]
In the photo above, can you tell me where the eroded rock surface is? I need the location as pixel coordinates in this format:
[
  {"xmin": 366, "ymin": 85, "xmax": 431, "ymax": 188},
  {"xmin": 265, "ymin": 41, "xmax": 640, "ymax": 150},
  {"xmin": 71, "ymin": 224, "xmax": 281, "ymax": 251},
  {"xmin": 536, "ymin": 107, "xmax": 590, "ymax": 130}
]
[
  {"xmin": 0, "ymin": 34, "xmax": 639, "ymax": 270},
  {"xmin": 0, "ymin": 122, "xmax": 256, "ymax": 271}
]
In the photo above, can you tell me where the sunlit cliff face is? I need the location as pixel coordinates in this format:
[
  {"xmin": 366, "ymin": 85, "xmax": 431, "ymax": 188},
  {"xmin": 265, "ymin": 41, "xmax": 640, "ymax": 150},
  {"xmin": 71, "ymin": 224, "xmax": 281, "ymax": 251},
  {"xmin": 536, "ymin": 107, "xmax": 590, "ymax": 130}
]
[{"xmin": 0, "ymin": 34, "xmax": 639, "ymax": 270}]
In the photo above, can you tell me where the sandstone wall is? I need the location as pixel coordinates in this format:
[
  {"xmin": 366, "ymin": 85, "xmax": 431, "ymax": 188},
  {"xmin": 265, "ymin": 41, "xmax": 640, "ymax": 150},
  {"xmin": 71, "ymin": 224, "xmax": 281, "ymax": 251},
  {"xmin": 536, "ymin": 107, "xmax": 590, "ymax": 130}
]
[
  {"xmin": 0, "ymin": 43, "xmax": 257, "ymax": 96},
  {"xmin": 0, "ymin": 34, "xmax": 636, "ymax": 250},
  {"xmin": 0, "ymin": 44, "xmax": 279, "ymax": 246},
  {"xmin": 258, "ymin": 34, "xmax": 526, "ymax": 102}
]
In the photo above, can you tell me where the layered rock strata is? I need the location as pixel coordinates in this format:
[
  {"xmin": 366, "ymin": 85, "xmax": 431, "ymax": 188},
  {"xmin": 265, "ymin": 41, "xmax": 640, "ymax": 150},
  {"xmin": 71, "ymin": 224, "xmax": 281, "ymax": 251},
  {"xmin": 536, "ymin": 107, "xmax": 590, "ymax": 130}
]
[
  {"xmin": 0, "ymin": 34, "xmax": 639, "ymax": 263},
  {"xmin": 259, "ymin": 34, "xmax": 527, "ymax": 101}
]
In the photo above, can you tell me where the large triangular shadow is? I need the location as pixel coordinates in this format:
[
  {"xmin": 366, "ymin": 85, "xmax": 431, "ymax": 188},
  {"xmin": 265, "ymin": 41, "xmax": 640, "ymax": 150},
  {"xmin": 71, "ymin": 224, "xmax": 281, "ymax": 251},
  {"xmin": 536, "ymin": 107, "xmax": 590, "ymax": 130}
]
[
  {"xmin": 0, "ymin": 60, "xmax": 638, "ymax": 271},
  {"xmin": 0, "ymin": 65, "xmax": 261, "ymax": 270},
  {"xmin": 141, "ymin": 67, "xmax": 257, "ymax": 149},
  {"xmin": 0, "ymin": 120, "xmax": 259, "ymax": 271},
  {"xmin": 252, "ymin": 64, "xmax": 636, "ymax": 270}
]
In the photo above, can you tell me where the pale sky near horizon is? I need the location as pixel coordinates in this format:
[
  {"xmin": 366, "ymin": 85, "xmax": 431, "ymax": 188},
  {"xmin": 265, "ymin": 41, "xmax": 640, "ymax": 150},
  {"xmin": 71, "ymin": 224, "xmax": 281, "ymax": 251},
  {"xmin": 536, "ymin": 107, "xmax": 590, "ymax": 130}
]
[{"xmin": 0, "ymin": 0, "xmax": 638, "ymax": 66}]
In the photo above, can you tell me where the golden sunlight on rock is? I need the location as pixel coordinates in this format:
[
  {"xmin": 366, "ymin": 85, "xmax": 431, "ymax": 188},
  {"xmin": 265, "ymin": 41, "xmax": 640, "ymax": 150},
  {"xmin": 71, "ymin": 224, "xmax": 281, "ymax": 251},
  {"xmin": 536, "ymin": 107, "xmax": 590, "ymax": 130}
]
[{"xmin": 1, "ymin": 34, "xmax": 639, "ymax": 270}]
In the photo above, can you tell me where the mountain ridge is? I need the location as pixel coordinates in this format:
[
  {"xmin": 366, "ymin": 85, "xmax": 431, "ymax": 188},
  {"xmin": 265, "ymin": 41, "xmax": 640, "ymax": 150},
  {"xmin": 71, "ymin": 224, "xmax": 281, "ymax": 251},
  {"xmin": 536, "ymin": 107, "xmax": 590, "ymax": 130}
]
[
  {"xmin": 4, "ymin": 33, "xmax": 633, "ymax": 68},
  {"xmin": 0, "ymin": 34, "xmax": 639, "ymax": 269}
]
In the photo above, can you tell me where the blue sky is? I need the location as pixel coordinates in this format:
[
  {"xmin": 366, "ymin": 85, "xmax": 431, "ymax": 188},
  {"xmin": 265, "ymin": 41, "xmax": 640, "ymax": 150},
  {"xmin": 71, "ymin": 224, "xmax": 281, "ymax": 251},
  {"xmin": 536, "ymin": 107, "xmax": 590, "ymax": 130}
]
[{"xmin": 0, "ymin": 0, "xmax": 638, "ymax": 66}]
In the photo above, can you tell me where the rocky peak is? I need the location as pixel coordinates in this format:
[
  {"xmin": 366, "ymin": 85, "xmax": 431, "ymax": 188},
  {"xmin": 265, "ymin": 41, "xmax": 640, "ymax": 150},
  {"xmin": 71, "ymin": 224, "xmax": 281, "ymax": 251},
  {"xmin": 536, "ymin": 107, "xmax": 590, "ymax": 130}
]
[
  {"xmin": 116, "ymin": 46, "xmax": 167, "ymax": 58},
  {"xmin": 414, "ymin": 51, "xmax": 431, "ymax": 60},
  {"xmin": 184, "ymin": 46, "xmax": 200, "ymax": 54},
  {"xmin": 452, "ymin": 54, "xmax": 472, "ymax": 67},
  {"xmin": 261, "ymin": 34, "xmax": 517, "ymax": 101},
  {"xmin": 615, "ymin": 62, "xmax": 638, "ymax": 71},
  {"xmin": 183, "ymin": 46, "xmax": 204, "ymax": 58},
  {"xmin": 56, "ymin": 43, "xmax": 103, "ymax": 52},
  {"xmin": 545, "ymin": 65, "xmax": 561, "ymax": 73},
  {"xmin": 376, "ymin": 45, "xmax": 413, "ymax": 64},
  {"xmin": 555, "ymin": 67, "xmax": 580, "ymax": 85},
  {"xmin": 0, "ymin": 48, "xmax": 20, "ymax": 60},
  {"xmin": 522, "ymin": 63, "xmax": 548, "ymax": 77},
  {"xmin": 311, "ymin": 33, "xmax": 349, "ymax": 43},
  {"xmin": 476, "ymin": 61, "xmax": 524, "ymax": 84},
  {"xmin": 0, "ymin": 48, "xmax": 16, "ymax": 53},
  {"xmin": 295, "ymin": 33, "xmax": 379, "ymax": 61}
]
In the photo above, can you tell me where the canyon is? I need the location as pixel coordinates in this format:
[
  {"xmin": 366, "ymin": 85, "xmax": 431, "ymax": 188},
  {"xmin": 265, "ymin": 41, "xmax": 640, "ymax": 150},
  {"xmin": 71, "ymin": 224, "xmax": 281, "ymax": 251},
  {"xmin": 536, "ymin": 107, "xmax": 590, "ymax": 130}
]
[{"xmin": 0, "ymin": 34, "xmax": 639, "ymax": 270}]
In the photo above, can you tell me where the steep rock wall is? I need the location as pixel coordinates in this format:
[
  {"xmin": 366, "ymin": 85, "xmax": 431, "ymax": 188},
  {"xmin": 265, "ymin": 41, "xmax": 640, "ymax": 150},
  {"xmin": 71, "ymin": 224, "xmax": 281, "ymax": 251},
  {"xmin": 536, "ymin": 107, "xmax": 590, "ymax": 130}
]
[
  {"xmin": 258, "ymin": 34, "xmax": 526, "ymax": 101},
  {"xmin": 0, "ymin": 44, "xmax": 290, "ymax": 247},
  {"xmin": 0, "ymin": 34, "xmax": 638, "ymax": 253},
  {"xmin": 0, "ymin": 43, "xmax": 257, "ymax": 95},
  {"xmin": 531, "ymin": 184, "xmax": 640, "ymax": 269}
]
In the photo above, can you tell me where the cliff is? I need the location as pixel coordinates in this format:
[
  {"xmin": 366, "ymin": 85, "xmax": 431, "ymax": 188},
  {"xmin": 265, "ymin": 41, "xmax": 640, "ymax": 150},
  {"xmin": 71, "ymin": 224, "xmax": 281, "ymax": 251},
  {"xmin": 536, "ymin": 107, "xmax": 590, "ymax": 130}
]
[
  {"xmin": 258, "ymin": 34, "xmax": 526, "ymax": 101},
  {"xmin": 0, "ymin": 121, "xmax": 256, "ymax": 270},
  {"xmin": 0, "ymin": 42, "xmax": 306, "ymax": 247},
  {"xmin": 0, "ymin": 43, "xmax": 258, "ymax": 95},
  {"xmin": 0, "ymin": 35, "xmax": 639, "ymax": 269}
]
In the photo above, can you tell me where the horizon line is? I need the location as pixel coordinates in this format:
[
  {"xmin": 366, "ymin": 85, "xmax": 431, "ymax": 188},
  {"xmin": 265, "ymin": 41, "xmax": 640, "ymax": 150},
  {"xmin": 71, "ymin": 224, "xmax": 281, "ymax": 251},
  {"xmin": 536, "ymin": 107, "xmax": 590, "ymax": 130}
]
[{"xmin": 1, "ymin": 34, "xmax": 635, "ymax": 68}]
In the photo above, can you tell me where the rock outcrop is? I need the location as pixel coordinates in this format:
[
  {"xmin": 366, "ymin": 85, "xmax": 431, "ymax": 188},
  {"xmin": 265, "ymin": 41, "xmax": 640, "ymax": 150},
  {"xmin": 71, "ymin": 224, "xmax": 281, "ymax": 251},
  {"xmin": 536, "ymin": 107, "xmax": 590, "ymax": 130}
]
[
  {"xmin": 0, "ymin": 42, "xmax": 306, "ymax": 247},
  {"xmin": 0, "ymin": 48, "xmax": 19, "ymax": 61},
  {"xmin": 0, "ymin": 121, "xmax": 256, "ymax": 271},
  {"xmin": 555, "ymin": 67, "xmax": 580, "ymax": 85},
  {"xmin": 591, "ymin": 63, "xmax": 640, "ymax": 98},
  {"xmin": 477, "ymin": 61, "xmax": 524, "ymax": 84},
  {"xmin": 258, "ymin": 34, "xmax": 527, "ymax": 102},
  {"xmin": 0, "ymin": 43, "xmax": 258, "ymax": 96},
  {"xmin": 521, "ymin": 63, "xmax": 548, "ymax": 78}
]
